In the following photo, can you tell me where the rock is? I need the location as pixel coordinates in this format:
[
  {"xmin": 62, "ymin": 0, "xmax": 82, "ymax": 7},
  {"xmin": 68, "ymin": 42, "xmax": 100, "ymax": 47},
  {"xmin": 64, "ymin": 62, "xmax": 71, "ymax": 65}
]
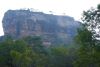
[{"xmin": 2, "ymin": 9, "xmax": 80, "ymax": 45}]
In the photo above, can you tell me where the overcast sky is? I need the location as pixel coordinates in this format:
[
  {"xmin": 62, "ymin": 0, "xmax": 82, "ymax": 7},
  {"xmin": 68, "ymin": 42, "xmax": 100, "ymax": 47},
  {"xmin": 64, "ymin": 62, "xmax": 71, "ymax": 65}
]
[{"xmin": 0, "ymin": 0, "xmax": 100, "ymax": 36}]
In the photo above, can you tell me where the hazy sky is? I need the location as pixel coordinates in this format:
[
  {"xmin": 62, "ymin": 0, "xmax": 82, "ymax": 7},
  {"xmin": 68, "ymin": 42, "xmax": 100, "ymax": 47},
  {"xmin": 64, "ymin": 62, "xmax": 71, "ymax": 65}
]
[{"xmin": 0, "ymin": 0, "xmax": 100, "ymax": 36}]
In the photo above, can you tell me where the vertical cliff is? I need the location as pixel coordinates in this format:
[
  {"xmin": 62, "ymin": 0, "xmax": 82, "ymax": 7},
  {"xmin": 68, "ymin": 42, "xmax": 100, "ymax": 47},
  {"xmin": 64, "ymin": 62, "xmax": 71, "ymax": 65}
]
[{"xmin": 2, "ymin": 9, "xmax": 80, "ymax": 45}]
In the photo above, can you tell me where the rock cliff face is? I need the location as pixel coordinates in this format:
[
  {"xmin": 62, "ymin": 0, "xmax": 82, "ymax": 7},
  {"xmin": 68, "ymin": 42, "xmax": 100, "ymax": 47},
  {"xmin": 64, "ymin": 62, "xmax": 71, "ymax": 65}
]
[{"xmin": 2, "ymin": 9, "xmax": 80, "ymax": 45}]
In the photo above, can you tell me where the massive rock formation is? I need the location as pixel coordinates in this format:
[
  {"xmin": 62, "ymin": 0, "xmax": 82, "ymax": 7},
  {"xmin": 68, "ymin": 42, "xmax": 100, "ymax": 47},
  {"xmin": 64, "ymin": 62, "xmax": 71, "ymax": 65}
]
[{"xmin": 2, "ymin": 9, "xmax": 80, "ymax": 45}]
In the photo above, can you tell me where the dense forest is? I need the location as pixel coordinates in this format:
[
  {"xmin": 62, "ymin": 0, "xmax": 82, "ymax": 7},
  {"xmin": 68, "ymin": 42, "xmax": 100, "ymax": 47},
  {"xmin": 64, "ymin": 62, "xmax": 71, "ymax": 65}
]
[{"xmin": 0, "ymin": 4, "xmax": 100, "ymax": 67}]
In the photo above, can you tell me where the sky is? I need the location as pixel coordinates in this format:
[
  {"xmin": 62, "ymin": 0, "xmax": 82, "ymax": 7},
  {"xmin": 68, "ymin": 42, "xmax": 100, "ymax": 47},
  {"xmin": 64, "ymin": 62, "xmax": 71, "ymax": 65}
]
[{"xmin": 0, "ymin": 0, "xmax": 100, "ymax": 36}]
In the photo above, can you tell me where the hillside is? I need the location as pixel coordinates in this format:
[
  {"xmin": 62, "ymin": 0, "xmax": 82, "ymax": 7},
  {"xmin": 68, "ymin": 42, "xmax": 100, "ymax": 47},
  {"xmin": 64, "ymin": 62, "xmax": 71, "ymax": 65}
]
[{"xmin": 2, "ymin": 9, "xmax": 80, "ymax": 45}]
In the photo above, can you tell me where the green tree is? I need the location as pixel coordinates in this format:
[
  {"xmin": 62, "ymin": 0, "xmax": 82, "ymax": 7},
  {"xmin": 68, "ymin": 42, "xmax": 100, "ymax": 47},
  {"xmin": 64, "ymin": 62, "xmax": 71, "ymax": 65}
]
[
  {"xmin": 74, "ymin": 28, "xmax": 98, "ymax": 67},
  {"xmin": 74, "ymin": 4, "xmax": 100, "ymax": 67},
  {"xmin": 0, "ymin": 38, "xmax": 14, "ymax": 67},
  {"xmin": 82, "ymin": 4, "xmax": 100, "ymax": 38},
  {"xmin": 0, "ymin": 37, "xmax": 34, "ymax": 67},
  {"xmin": 49, "ymin": 46, "xmax": 68, "ymax": 67}
]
